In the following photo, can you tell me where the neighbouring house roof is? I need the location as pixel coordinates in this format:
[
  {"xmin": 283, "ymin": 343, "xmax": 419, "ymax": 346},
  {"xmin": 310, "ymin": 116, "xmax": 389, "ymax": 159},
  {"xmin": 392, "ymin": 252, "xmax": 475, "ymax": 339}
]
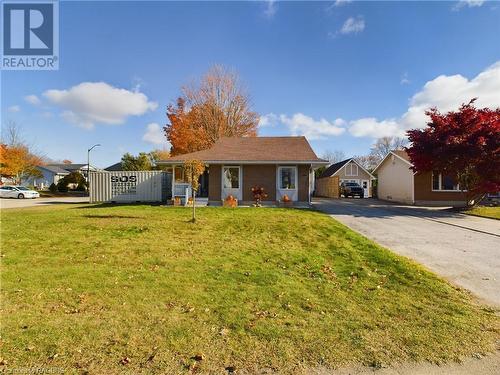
[
  {"xmin": 38, "ymin": 165, "xmax": 70, "ymax": 174},
  {"xmin": 319, "ymin": 158, "xmax": 375, "ymax": 179},
  {"xmin": 104, "ymin": 162, "xmax": 123, "ymax": 171},
  {"xmin": 319, "ymin": 159, "xmax": 351, "ymax": 178},
  {"xmin": 39, "ymin": 164, "xmax": 99, "ymax": 175},
  {"xmin": 158, "ymin": 137, "xmax": 328, "ymax": 164},
  {"xmin": 392, "ymin": 149, "xmax": 411, "ymax": 162},
  {"xmin": 372, "ymin": 150, "xmax": 413, "ymax": 174},
  {"xmin": 48, "ymin": 163, "xmax": 89, "ymax": 171}
]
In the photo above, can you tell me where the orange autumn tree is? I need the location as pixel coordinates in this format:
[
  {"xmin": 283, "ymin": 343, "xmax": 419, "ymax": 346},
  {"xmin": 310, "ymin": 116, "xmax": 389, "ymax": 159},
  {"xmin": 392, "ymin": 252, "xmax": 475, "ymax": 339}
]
[
  {"xmin": 0, "ymin": 144, "xmax": 43, "ymax": 184},
  {"xmin": 165, "ymin": 98, "xmax": 209, "ymax": 155},
  {"xmin": 165, "ymin": 65, "xmax": 259, "ymax": 156}
]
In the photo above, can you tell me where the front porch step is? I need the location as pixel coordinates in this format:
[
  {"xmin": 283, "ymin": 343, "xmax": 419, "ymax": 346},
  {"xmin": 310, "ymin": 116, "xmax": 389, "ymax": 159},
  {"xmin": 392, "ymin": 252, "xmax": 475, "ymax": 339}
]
[{"xmin": 168, "ymin": 197, "xmax": 209, "ymax": 207}]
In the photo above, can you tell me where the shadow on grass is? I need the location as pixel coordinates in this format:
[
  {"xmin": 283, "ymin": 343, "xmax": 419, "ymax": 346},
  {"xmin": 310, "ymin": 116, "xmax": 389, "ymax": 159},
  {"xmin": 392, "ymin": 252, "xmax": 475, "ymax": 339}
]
[
  {"xmin": 37, "ymin": 201, "xmax": 88, "ymax": 205},
  {"xmin": 82, "ymin": 214, "xmax": 144, "ymax": 219},
  {"xmin": 73, "ymin": 202, "xmax": 167, "ymax": 209},
  {"xmin": 312, "ymin": 197, "xmax": 467, "ymax": 220}
]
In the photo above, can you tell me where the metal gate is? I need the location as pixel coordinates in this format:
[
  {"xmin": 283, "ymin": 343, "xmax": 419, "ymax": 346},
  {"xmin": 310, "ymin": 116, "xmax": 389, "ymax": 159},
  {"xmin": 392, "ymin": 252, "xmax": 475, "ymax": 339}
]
[{"xmin": 89, "ymin": 171, "xmax": 172, "ymax": 203}]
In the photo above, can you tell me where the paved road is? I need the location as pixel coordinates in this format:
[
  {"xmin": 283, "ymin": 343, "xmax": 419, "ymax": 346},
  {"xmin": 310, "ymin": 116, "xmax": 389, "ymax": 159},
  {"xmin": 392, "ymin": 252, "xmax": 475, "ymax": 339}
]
[
  {"xmin": 313, "ymin": 198, "xmax": 500, "ymax": 307},
  {"xmin": 0, "ymin": 196, "xmax": 89, "ymax": 209}
]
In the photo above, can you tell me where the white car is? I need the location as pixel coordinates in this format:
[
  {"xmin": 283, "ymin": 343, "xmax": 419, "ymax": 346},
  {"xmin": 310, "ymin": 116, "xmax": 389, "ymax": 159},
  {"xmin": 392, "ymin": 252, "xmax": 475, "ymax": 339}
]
[{"xmin": 0, "ymin": 186, "xmax": 40, "ymax": 199}]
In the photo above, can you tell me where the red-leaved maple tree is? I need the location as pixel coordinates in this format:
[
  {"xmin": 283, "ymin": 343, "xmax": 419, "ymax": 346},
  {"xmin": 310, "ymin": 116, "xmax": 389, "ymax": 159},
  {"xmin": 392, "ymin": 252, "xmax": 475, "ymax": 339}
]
[{"xmin": 406, "ymin": 99, "xmax": 500, "ymax": 205}]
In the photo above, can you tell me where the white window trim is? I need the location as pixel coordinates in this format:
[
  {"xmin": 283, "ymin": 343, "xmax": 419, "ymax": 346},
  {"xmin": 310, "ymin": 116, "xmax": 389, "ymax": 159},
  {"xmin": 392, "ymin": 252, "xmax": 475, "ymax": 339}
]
[
  {"xmin": 222, "ymin": 165, "xmax": 241, "ymax": 189},
  {"xmin": 345, "ymin": 162, "xmax": 358, "ymax": 177},
  {"xmin": 340, "ymin": 179, "xmax": 360, "ymax": 185},
  {"xmin": 431, "ymin": 172, "xmax": 464, "ymax": 192},
  {"xmin": 278, "ymin": 166, "xmax": 298, "ymax": 190}
]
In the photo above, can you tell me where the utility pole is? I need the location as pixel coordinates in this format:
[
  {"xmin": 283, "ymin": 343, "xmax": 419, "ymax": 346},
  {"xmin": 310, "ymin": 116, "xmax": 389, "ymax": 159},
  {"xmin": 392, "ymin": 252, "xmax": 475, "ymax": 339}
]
[{"xmin": 87, "ymin": 144, "xmax": 101, "ymax": 199}]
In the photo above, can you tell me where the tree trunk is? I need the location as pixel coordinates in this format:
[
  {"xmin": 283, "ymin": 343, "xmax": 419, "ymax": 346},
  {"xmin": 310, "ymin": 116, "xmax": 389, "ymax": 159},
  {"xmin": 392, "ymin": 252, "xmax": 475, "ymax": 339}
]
[{"xmin": 192, "ymin": 189, "xmax": 196, "ymax": 222}]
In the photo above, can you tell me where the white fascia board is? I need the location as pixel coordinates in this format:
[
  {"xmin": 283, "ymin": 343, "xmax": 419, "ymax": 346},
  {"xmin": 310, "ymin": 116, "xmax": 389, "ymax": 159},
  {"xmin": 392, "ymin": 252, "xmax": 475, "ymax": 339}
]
[
  {"xmin": 158, "ymin": 160, "xmax": 329, "ymax": 166},
  {"xmin": 332, "ymin": 158, "xmax": 376, "ymax": 179}
]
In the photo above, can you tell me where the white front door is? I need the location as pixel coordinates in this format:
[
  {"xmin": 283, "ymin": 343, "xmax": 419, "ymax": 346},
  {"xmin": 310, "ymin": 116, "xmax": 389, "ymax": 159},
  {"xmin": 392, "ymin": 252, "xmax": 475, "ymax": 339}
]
[
  {"xmin": 362, "ymin": 180, "xmax": 369, "ymax": 198},
  {"xmin": 222, "ymin": 166, "xmax": 242, "ymax": 200},
  {"xmin": 277, "ymin": 166, "xmax": 298, "ymax": 201}
]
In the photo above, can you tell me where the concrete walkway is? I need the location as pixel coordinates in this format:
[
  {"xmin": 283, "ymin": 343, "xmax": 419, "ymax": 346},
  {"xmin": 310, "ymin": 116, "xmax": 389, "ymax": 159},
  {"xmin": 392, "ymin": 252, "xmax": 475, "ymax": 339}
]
[
  {"xmin": 311, "ymin": 351, "xmax": 500, "ymax": 375},
  {"xmin": 313, "ymin": 198, "xmax": 500, "ymax": 307}
]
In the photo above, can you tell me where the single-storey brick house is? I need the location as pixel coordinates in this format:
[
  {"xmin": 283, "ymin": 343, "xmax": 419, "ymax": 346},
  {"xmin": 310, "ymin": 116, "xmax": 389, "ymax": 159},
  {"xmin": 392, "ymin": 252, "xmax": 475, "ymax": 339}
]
[
  {"xmin": 373, "ymin": 150, "xmax": 467, "ymax": 206},
  {"xmin": 157, "ymin": 136, "xmax": 328, "ymax": 205}
]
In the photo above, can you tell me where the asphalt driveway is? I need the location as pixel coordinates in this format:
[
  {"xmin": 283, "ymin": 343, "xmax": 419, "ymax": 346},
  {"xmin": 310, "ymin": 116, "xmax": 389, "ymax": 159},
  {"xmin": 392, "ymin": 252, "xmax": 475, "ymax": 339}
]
[
  {"xmin": 313, "ymin": 198, "xmax": 500, "ymax": 307},
  {"xmin": 0, "ymin": 196, "xmax": 89, "ymax": 209}
]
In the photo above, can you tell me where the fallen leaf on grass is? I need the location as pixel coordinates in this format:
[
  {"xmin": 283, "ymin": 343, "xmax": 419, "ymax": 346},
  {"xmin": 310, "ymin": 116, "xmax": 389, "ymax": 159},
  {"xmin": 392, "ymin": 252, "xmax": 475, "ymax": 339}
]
[
  {"xmin": 120, "ymin": 357, "xmax": 130, "ymax": 365},
  {"xmin": 192, "ymin": 353, "xmax": 205, "ymax": 361}
]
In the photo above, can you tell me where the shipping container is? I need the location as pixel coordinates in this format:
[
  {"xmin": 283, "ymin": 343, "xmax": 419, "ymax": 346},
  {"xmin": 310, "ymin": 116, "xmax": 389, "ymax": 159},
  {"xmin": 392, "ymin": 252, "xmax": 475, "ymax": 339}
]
[{"xmin": 89, "ymin": 171, "xmax": 172, "ymax": 203}]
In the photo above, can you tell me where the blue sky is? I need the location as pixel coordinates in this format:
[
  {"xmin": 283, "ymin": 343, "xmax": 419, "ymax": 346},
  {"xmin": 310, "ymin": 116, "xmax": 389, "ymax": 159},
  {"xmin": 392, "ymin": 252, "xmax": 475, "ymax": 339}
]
[{"xmin": 1, "ymin": 0, "xmax": 500, "ymax": 167}]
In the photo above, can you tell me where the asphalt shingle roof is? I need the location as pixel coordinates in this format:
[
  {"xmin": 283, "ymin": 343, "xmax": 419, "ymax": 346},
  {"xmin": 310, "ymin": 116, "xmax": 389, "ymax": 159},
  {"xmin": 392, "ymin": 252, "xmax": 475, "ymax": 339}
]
[
  {"xmin": 104, "ymin": 162, "xmax": 123, "ymax": 171},
  {"xmin": 48, "ymin": 163, "xmax": 88, "ymax": 171},
  {"xmin": 392, "ymin": 149, "xmax": 411, "ymax": 162},
  {"xmin": 319, "ymin": 158, "xmax": 352, "ymax": 178},
  {"xmin": 159, "ymin": 137, "xmax": 327, "ymax": 164},
  {"xmin": 39, "ymin": 165, "xmax": 70, "ymax": 174}
]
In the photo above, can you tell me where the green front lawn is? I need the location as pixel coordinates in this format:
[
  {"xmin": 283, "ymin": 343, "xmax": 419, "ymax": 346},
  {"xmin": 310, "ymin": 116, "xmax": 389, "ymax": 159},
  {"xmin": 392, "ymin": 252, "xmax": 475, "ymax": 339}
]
[
  {"xmin": 1, "ymin": 205, "xmax": 498, "ymax": 373},
  {"xmin": 464, "ymin": 206, "xmax": 500, "ymax": 220}
]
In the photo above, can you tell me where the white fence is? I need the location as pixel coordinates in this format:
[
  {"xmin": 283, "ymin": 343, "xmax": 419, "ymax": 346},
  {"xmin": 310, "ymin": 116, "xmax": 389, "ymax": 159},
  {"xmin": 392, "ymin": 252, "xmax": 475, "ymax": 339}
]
[{"xmin": 89, "ymin": 171, "xmax": 171, "ymax": 203}]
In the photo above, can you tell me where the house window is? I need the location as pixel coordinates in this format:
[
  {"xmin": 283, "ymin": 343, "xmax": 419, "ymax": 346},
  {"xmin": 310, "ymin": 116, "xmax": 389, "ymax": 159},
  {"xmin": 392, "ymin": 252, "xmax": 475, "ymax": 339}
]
[
  {"xmin": 279, "ymin": 167, "xmax": 297, "ymax": 189},
  {"xmin": 345, "ymin": 163, "xmax": 358, "ymax": 176},
  {"xmin": 432, "ymin": 171, "xmax": 460, "ymax": 191},
  {"xmin": 174, "ymin": 166, "xmax": 187, "ymax": 183},
  {"xmin": 432, "ymin": 173, "xmax": 440, "ymax": 190},
  {"xmin": 223, "ymin": 167, "xmax": 240, "ymax": 189}
]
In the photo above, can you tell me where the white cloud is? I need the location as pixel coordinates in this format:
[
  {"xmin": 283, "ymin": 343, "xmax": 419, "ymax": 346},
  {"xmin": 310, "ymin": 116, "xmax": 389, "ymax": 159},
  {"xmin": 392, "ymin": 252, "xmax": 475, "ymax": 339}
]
[
  {"xmin": 131, "ymin": 76, "xmax": 145, "ymax": 93},
  {"xmin": 349, "ymin": 61, "xmax": 500, "ymax": 138},
  {"xmin": 349, "ymin": 118, "xmax": 405, "ymax": 138},
  {"xmin": 326, "ymin": 0, "xmax": 352, "ymax": 13},
  {"xmin": 143, "ymin": 122, "xmax": 167, "ymax": 145},
  {"xmin": 263, "ymin": 0, "xmax": 277, "ymax": 18},
  {"xmin": 453, "ymin": 0, "xmax": 484, "ymax": 11},
  {"xmin": 25, "ymin": 95, "xmax": 41, "ymax": 105},
  {"xmin": 400, "ymin": 72, "xmax": 410, "ymax": 85},
  {"xmin": 334, "ymin": 0, "xmax": 352, "ymax": 6},
  {"xmin": 270, "ymin": 113, "xmax": 346, "ymax": 139},
  {"xmin": 8, "ymin": 105, "xmax": 20, "ymax": 112},
  {"xmin": 340, "ymin": 16, "xmax": 365, "ymax": 35},
  {"xmin": 258, "ymin": 113, "xmax": 279, "ymax": 127},
  {"xmin": 43, "ymin": 82, "xmax": 158, "ymax": 130}
]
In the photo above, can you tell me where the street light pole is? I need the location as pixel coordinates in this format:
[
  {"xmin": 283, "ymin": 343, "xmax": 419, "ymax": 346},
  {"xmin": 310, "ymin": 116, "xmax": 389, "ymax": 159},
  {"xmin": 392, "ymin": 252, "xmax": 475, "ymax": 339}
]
[{"xmin": 87, "ymin": 144, "xmax": 101, "ymax": 199}]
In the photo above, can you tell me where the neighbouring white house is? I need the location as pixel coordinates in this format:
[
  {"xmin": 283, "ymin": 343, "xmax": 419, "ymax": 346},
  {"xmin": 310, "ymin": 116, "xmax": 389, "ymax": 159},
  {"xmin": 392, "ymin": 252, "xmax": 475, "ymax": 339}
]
[
  {"xmin": 318, "ymin": 158, "xmax": 375, "ymax": 197},
  {"xmin": 24, "ymin": 163, "xmax": 99, "ymax": 189},
  {"xmin": 373, "ymin": 150, "xmax": 467, "ymax": 206}
]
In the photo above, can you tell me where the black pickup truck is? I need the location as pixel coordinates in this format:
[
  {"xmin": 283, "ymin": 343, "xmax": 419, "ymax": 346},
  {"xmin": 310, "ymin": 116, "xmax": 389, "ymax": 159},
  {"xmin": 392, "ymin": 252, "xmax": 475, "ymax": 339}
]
[{"xmin": 340, "ymin": 182, "xmax": 364, "ymax": 198}]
